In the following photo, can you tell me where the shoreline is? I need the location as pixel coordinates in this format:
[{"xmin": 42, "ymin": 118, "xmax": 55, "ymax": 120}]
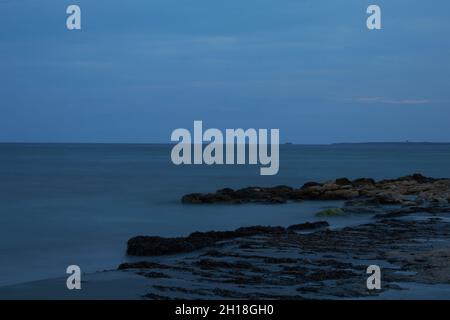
[
  {"xmin": 1, "ymin": 214, "xmax": 450, "ymax": 300},
  {"xmin": 112, "ymin": 173, "xmax": 450, "ymax": 299},
  {"xmin": 1, "ymin": 173, "xmax": 450, "ymax": 299}
]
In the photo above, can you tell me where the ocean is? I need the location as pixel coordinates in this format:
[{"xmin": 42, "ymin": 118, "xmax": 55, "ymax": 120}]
[{"xmin": 1, "ymin": 143, "xmax": 450, "ymax": 287}]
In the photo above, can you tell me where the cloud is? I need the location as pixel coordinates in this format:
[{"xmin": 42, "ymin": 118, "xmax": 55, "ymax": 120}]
[{"xmin": 355, "ymin": 97, "xmax": 431, "ymax": 105}]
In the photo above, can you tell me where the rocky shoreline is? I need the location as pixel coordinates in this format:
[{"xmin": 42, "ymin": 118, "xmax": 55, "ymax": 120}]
[
  {"xmin": 181, "ymin": 173, "xmax": 450, "ymax": 205},
  {"xmin": 119, "ymin": 174, "xmax": 450, "ymax": 299}
]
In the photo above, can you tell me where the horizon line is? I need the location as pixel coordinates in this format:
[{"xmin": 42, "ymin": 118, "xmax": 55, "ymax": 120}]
[{"xmin": 1, "ymin": 141, "xmax": 450, "ymax": 146}]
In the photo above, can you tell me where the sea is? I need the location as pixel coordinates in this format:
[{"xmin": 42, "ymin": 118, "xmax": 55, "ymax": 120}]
[{"xmin": 1, "ymin": 142, "xmax": 450, "ymax": 287}]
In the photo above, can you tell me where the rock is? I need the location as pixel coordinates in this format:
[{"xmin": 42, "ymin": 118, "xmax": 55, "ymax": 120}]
[
  {"xmin": 335, "ymin": 178, "xmax": 352, "ymax": 186},
  {"xmin": 352, "ymin": 178, "xmax": 376, "ymax": 186},
  {"xmin": 118, "ymin": 261, "xmax": 169, "ymax": 270},
  {"xmin": 266, "ymin": 197, "xmax": 287, "ymax": 204},
  {"xmin": 343, "ymin": 198, "xmax": 382, "ymax": 214},
  {"xmin": 315, "ymin": 208, "xmax": 346, "ymax": 217},
  {"xmin": 373, "ymin": 206, "xmax": 450, "ymax": 219},
  {"xmin": 217, "ymin": 188, "xmax": 234, "ymax": 194},
  {"xmin": 121, "ymin": 217, "xmax": 450, "ymax": 299},
  {"xmin": 301, "ymin": 182, "xmax": 323, "ymax": 189},
  {"xmin": 409, "ymin": 173, "xmax": 437, "ymax": 184},
  {"xmin": 183, "ymin": 192, "xmax": 237, "ymax": 204},
  {"xmin": 296, "ymin": 186, "xmax": 323, "ymax": 199},
  {"xmin": 374, "ymin": 192, "xmax": 404, "ymax": 205},
  {"xmin": 264, "ymin": 257, "xmax": 298, "ymax": 264},
  {"xmin": 127, "ymin": 225, "xmax": 287, "ymax": 256},
  {"xmin": 379, "ymin": 173, "xmax": 438, "ymax": 185},
  {"xmin": 296, "ymin": 185, "xmax": 359, "ymax": 201},
  {"xmin": 345, "ymin": 198, "xmax": 381, "ymax": 207},
  {"xmin": 306, "ymin": 269, "xmax": 358, "ymax": 281},
  {"xmin": 287, "ymin": 221, "xmax": 329, "ymax": 231},
  {"xmin": 321, "ymin": 189, "xmax": 360, "ymax": 200},
  {"xmin": 180, "ymin": 173, "xmax": 448, "ymax": 206},
  {"xmin": 137, "ymin": 271, "xmax": 171, "ymax": 279},
  {"xmin": 194, "ymin": 259, "xmax": 258, "ymax": 271},
  {"xmin": 182, "ymin": 186, "xmax": 295, "ymax": 204},
  {"xmin": 126, "ymin": 235, "xmax": 208, "ymax": 256}
]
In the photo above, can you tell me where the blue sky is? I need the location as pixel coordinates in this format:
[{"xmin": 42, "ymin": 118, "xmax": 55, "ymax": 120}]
[{"xmin": 0, "ymin": 0, "xmax": 449, "ymax": 143}]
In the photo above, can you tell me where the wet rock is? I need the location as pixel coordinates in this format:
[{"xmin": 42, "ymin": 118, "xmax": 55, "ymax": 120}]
[
  {"xmin": 194, "ymin": 259, "xmax": 261, "ymax": 271},
  {"xmin": 127, "ymin": 225, "xmax": 287, "ymax": 256},
  {"xmin": 351, "ymin": 178, "xmax": 376, "ymax": 186},
  {"xmin": 380, "ymin": 173, "xmax": 438, "ymax": 185},
  {"xmin": 127, "ymin": 235, "xmax": 211, "ymax": 256},
  {"xmin": 315, "ymin": 208, "xmax": 346, "ymax": 217},
  {"xmin": 182, "ymin": 193, "xmax": 234, "ymax": 204},
  {"xmin": 374, "ymin": 192, "xmax": 404, "ymax": 205},
  {"xmin": 343, "ymin": 198, "xmax": 382, "ymax": 214},
  {"xmin": 118, "ymin": 261, "xmax": 170, "ymax": 270},
  {"xmin": 321, "ymin": 189, "xmax": 360, "ymax": 200},
  {"xmin": 123, "ymin": 217, "xmax": 450, "ymax": 299},
  {"xmin": 335, "ymin": 177, "xmax": 352, "ymax": 186},
  {"xmin": 182, "ymin": 173, "xmax": 448, "ymax": 206},
  {"xmin": 373, "ymin": 206, "xmax": 450, "ymax": 219},
  {"xmin": 263, "ymin": 257, "xmax": 298, "ymax": 264},
  {"xmin": 306, "ymin": 269, "xmax": 359, "ymax": 281},
  {"xmin": 182, "ymin": 174, "xmax": 450, "ymax": 205},
  {"xmin": 301, "ymin": 181, "xmax": 323, "ymax": 189},
  {"xmin": 137, "ymin": 271, "xmax": 171, "ymax": 279},
  {"xmin": 182, "ymin": 186, "xmax": 296, "ymax": 204},
  {"xmin": 287, "ymin": 221, "xmax": 329, "ymax": 231}
]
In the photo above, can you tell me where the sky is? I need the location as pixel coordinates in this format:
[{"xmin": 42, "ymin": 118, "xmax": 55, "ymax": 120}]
[{"xmin": 0, "ymin": 0, "xmax": 449, "ymax": 143}]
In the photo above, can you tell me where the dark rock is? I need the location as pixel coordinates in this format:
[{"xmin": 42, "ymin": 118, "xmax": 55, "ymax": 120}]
[
  {"xmin": 373, "ymin": 206, "xmax": 450, "ymax": 219},
  {"xmin": 194, "ymin": 259, "xmax": 259, "ymax": 271},
  {"xmin": 379, "ymin": 173, "xmax": 438, "ymax": 185},
  {"xmin": 321, "ymin": 189, "xmax": 360, "ymax": 200},
  {"xmin": 126, "ymin": 235, "xmax": 208, "ymax": 256},
  {"xmin": 301, "ymin": 181, "xmax": 322, "ymax": 189},
  {"xmin": 118, "ymin": 261, "xmax": 169, "ymax": 270},
  {"xmin": 122, "ymin": 217, "xmax": 450, "ymax": 299},
  {"xmin": 181, "ymin": 173, "xmax": 447, "ymax": 205},
  {"xmin": 408, "ymin": 173, "xmax": 438, "ymax": 184},
  {"xmin": 335, "ymin": 178, "xmax": 352, "ymax": 186},
  {"xmin": 287, "ymin": 221, "xmax": 329, "ymax": 231},
  {"xmin": 182, "ymin": 192, "xmax": 235, "ymax": 204},
  {"xmin": 315, "ymin": 208, "xmax": 346, "ymax": 217},
  {"xmin": 137, "ymin": 271, "xmax": 171, "ymax": 279},
  {"xmin": 202, "ymin": 250, "xmax": 228, "ymax": 257},
  {"xmin": 181, "ymin": 193, "xmax": 205, "ymax": 204},
  {"xmin": 127, "ymin": 226, "xmax": 287, "ymax": 256},
  {"xmin": 182, "ymin": 186, "xmax": 296, "ymax": 204},
  {"xmin": 217, "ymin": 188, "xmax": 234, "ymax": 194},
  {"xmin": 345, "ymin": 198, "xmax": 381, "ymax": 207},
  {"xmin": 352, "ymin": 178, "xmax": 376, "ymax": 186},
  {"xmin": 374, "ymin": 192, "xmax": 403, "ymax": 205},
  {"xmin": 306, "ymin": 270, "xmax": 358, "ymax": 281},
  {"xmin": 263, "ymin": 257, "xmax": 298, "ymax": 264}
]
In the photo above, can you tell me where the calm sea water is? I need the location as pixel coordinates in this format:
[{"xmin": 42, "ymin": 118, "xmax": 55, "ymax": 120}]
[{"xmin": 1, "ymin": 143, "xmax": 450, "ymax": 287}]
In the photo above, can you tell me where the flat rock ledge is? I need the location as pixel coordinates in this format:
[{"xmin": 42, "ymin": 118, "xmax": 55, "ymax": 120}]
[
  {"xmin": 120, "ymin": 174, "xmax": 450, "ymax": 299},
  {"xmin": 181, "ymin": 173, "xmax": 450, "ymax": 205},
  {"xmin": 126, "ymin": 221, "xmax": 329, "ymax": 257},
  {"xmin": 120, "ymin": 217, "xmax": 450, "ymax": 299}
]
